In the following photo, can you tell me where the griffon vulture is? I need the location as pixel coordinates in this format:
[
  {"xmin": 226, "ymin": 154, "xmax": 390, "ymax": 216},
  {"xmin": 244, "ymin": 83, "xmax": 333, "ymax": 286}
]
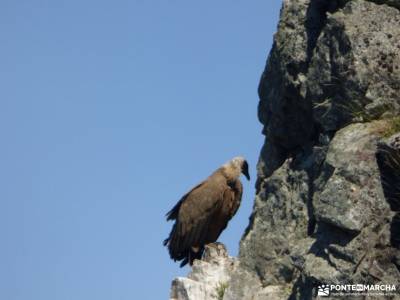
[{"xmin": 163, "ymin": 156, "xmax": 250, "ymax": 267}]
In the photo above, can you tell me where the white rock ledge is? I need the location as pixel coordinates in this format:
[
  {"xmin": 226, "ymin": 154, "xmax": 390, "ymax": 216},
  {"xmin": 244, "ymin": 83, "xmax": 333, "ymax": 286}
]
[{"xmin": 170, "ymin": 243, "xmax": 238, "ymax": 300}]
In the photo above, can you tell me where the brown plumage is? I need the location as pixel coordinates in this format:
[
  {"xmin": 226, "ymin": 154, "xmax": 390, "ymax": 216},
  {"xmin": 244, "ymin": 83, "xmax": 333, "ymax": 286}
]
[{"xmin": 163, "ymin": 156, "xmax": 250, "ymax": 267}]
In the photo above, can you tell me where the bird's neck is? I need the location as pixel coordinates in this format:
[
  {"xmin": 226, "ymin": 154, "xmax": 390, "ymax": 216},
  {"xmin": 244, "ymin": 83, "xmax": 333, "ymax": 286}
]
[{"xmin": 221, "ymin": 164, "xmax": 240, "ymax": 182}]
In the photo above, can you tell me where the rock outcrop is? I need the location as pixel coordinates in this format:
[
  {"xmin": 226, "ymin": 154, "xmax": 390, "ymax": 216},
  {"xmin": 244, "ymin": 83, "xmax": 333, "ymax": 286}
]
[
  {"xmin": 170, "ymin": 0, "xmax": 400, "ymax": 299},
  {"xmin": 170, "ymin": 244, "xmax": 237, "ymax": 300}
]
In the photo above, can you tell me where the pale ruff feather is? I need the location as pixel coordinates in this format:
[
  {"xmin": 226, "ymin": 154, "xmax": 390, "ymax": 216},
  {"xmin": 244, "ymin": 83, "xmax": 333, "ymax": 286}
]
[{"xmin": 221, "ymin": 157, "xmax": 244, "ymax": 181}]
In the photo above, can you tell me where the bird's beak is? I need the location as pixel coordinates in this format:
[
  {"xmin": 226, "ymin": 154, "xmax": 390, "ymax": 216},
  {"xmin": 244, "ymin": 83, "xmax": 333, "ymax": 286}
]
[{"xmin": 242, "ymin": 160, "xmax": 250, "ymax": 181}]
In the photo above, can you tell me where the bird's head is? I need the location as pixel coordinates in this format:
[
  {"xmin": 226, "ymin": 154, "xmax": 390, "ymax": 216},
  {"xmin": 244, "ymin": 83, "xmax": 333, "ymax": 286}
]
[{"xmin": 231, "ymin": 156, "xmax": 250, "ymax": 181}]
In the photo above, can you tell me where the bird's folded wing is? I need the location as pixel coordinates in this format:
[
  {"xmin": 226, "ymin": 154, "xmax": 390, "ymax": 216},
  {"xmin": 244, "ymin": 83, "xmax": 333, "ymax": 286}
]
[
  {"xmin": 229, "ymin": 179, "xmax": 243, "ymax": 218},
  {"xmin": 165, "ymin": 181, "xmax": 205, "ymax": 221},
  {"xmin": 175, "ymin": 181, "xmax": 225, "ymax": 250}
]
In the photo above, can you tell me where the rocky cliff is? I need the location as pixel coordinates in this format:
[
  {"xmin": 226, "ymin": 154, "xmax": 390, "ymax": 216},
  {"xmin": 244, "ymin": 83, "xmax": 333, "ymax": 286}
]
[{"xmin": 170, "ymin": 0, "xmax": 400, "ymax": 299}]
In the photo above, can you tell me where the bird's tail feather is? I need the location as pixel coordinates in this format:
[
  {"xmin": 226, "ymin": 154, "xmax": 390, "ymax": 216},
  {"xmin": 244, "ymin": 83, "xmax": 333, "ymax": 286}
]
[{"xmin": 179, "ymin": 246, "xmax": 204, "ymax": 267}]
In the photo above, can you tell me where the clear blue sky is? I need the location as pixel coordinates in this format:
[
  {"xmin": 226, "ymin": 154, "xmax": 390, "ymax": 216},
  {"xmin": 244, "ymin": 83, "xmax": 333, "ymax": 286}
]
[{"xmin": 1, "ymin": 1, "xmax": 282, "ymax": 299}]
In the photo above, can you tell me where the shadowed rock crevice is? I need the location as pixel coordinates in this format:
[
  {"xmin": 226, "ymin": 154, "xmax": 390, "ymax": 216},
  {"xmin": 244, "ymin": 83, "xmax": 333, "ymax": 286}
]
[
  {"xmin": 289, "ymin": 275, "xmax": 314, "ymax": 300},
  {"xmin": 376, "ymin": 133, "xmax": 400, "ymax": 251},
  {"xmin": 306, "ymin": 174, "xmax": 316, "ymax": 236},
  {"xmin": 376, "ymin": 136, "xmax": 400, "ymax": 212},
  {"xmin": 365, "ymin": 0, "xmax": 400, "ymax": 10},
  {"xmin": 309, "ymin": 222, "xmax": 359, "ymax": 258},
  {"xmin": 391, "ymin": 214, "xmax": 400, "ymax": 248},
  {"xmin": 305, "ymin": 0, "xmax": 347, "ymax": 66}
]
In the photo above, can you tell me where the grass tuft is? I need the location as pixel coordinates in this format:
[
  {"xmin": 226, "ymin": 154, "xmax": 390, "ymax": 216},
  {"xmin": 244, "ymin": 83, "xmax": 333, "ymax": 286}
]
[
  {"xmin": 213, "ymin": 282, "xmax": 229, "ymax": 300},
  {"xmin": 383, "ymin": 116, "xmax": 400, "ymax": 138}
]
